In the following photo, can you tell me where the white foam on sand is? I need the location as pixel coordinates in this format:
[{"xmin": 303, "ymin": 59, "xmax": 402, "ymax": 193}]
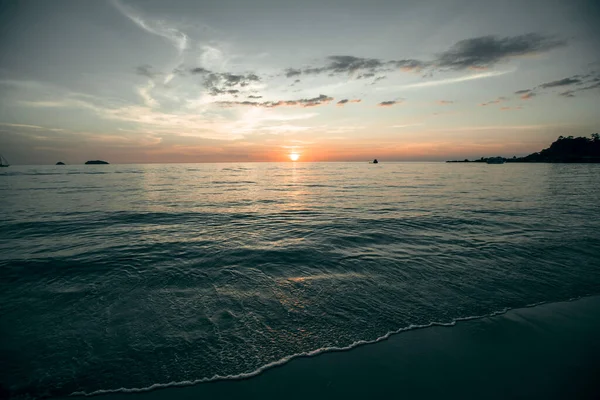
[{"xmin": 70, "ymin": 295, "xmax": 591, "ymax": 397}]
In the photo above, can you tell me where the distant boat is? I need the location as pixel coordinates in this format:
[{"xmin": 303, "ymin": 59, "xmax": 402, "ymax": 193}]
[
  {"xmin": 0, "ymin": 154, "xmax": 9, "ymax": 167},
  {"xmin": 486, "ymin": 157, "xmax": 505, "ymax": 164},
  {"xmin": 370, "ymin": 159, "xmax": 379, "ymax": 164}
]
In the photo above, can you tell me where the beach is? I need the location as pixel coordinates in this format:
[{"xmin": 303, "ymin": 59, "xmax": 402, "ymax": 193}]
[{"xmin": 78, "ymin": 295, "xmax": 600, "ymax": 400}]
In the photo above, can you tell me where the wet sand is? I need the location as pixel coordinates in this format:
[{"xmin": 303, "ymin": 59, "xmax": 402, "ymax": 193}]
[{"xmin": 78, "ymin": 295, "xmax": 600, "ymax": 400}]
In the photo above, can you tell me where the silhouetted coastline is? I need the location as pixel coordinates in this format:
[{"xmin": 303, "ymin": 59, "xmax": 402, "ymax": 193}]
[
  {"xmin": 447, "ymin": 134, "xmax": 600, "ymax": 163},
  {"xmin": 56, "ymin": 162, "xmax": 66, "ymax": 165},
  {"xmin": 85, "ymin": 160, "xmax": 110, "ymax": 165}
]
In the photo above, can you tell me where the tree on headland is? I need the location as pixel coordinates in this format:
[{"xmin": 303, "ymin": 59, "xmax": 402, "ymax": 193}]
[
  {"xmin": 447, "ymin": 134, "xmax": 600, "ymax": 163},
  {"xmin": 524, "ymin": 134, "xmax": 600, "ymax": 162}
]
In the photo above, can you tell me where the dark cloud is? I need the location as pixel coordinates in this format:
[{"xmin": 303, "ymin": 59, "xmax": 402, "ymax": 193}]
[
  {"xmin": 336, "ymin": 98, "xmax": 362, "ymax": 106},
  {"xmin": 247, "ymin": 95, "xmax": 262, "ymax": 99},
  {"xmin": 217, "ymin": 72, "xmax": 260, "ymax": 87},
  {"xmin": 171, "ymin": 66, "xmax": 186, "ymax": 77},
  {"xmin": 378, "ymin": 100, "xmax": 402, "ymax": 107},
  {"xmin": 582, "ymin": 80, "xmax": 600, "ymax": 90},
  {"xmin": 285, "ymin": 56, "xmax": 428, "ymax": 78},
  {"xmin": 388, "ymin": 59, "xmax": 430, "ymax": 72},
  {"xmin": 559, "ymin": 90, "xmax": 576, "ymax": 98},
  {"xmin": 190, "ymin": 67, "xmax": 211, "ymax": 74},
  {"xmin": 357, "ymin": 72, "xmax": 376, "ymax": 79},
  {"xmin": 218, "ymin": 94, "xmax": 333, "ymax": 108},
  {"xmin": 550, "ymin": 74, "xmax": 600, "ymax": 97},
  {"xmin": 563, "ymin": 80, "xmax": 600, "ymax": 97},
  {"xmin": 539, "ymin": 77, "xmax": 582, "ymax": 88},
  {"xmin": 136, "ymin": 65, "xmax": 158, "ymax": 78},
  {"xmin": 435, "ymin": 33, "xmax": 566, "ymax": 70},
  {"xmin": 306, "ymin": 55, "xmax": 384, "ymax": 75},
  {"xmin": 282, "ymin": 33, "xmax": 563, "ymax": 81},
  {"xmin": 198, "ymin": 71, "xmax": 261, "ymax": 96},
  {"xmin": 511, "ymin": 72, "xmax": 599, "ymax": 99},
  {"xmin": 299, "ymin": 94, "xmax": 333, "ymax": 107},
  {"xmin": 285, "ymin": 68, "xmax": 302, "ymax": 78},
  {"xmin": 371, "ymin": 76, "xmax": 386, "ymax": 85}
]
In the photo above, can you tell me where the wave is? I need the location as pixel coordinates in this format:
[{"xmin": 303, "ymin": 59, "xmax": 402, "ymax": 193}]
[{"xmin": 69, "ymin": 294, "xmax": 593, "ymax": 397}]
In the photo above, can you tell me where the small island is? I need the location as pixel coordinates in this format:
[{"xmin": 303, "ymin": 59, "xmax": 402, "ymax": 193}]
[
  {"xmin": 85, "ymin": 160, "xmax": 110, "ymax": 165},
  {"xmin": 447, "ymin": 134, "xmax": 600, "ymax": 163},
  {"xmin": 56, "ymin": 161, "xmax": 66, "ymax": 165}
]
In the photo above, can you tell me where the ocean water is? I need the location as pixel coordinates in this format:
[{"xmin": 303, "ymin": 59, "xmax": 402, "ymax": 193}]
[{"xmin": 1, "ymin": 162, "xmax": 599, "ymax": 399}]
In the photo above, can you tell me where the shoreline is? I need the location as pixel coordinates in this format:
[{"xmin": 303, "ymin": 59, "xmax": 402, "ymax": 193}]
[{"xmin": 65, "ymin": 295, "xmax": 600, "ymax": 400}]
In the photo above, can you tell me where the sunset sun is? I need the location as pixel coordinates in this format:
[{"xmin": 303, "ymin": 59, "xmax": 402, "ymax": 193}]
[{"xmin": 289, "ymin": 153, "xmax": 300, "ymax": 161}]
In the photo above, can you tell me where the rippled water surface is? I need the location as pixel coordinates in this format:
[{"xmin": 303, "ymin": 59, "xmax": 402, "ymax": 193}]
[{"xmin": 1, "ymin": 162, "xmax": 600, "ymax": 398}]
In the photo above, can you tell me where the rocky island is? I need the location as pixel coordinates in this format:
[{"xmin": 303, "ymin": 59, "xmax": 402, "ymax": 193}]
[
  {"xmin": 447, "ymin": 134, "xmax": 600, "ymax": 163},
  {"xmin": 85, "ymin": 160, "xmax": 110, "ymax": 165},
  {"xmin": 56, "ymin": 161, "xmax": 66, "ymax": 165}
]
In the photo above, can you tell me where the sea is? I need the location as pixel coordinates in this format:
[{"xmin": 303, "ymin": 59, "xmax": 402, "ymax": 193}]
[{"xmin": 1, "ymin": 162, "xmax": 599, "ymax": 399}]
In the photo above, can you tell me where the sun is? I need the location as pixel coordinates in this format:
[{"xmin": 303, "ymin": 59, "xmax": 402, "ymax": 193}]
[{"xmin": 289, "ymin": 153, "xmax": 300, "ymax": 161}]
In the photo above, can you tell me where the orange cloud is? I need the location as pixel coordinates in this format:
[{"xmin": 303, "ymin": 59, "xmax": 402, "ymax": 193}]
[{"xmin": 520, "ymin": 92, "xmax": 536, "ymax": 100}]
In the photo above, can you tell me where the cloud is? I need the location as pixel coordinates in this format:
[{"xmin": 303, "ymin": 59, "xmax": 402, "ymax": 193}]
[
  {"xmin": 539, "ymin": 77, "xmax": 582, "ymax": 88},
  {"xmin": 218, "ymin": 94, "xmax": 334, "ymax": 108},
  {"xmin": 356, "ymin": 72, "xmax": 376, "ymax": 79},
  {"xmin": 435, "ymin": 33, "xmax": 565, "ymax": 70},
  {"xmin": 511, "ymin": 72, "xmax": 599, "ymax": 99},
  {"xmin": 111, "ymin": 0, "xmax": 188, "ymax": 54},
  {"xmin": 248, "ymin": 95, "xmax": 262, "ymax": 99},
  {"xmin": 285, "ymin": 68, "xmax": 302, "ymax": 78},
  {"xmin": 0, "ymin": 122, "xmax": 65, "ymax": 132},
  {"xmin": 559, "ymin": 80, "xmax": 600, "ymax": 97},
  {"xmin": 436, "ymin": 100, "xmax": 454, "ymax": 105},
  {"xmin": 520, "ymin": 92, "xmax": 536, "ymax": 100},
  {"xmin": 480, "ymin": 97, "xmax": 507, "ymax": 106},
  {"xmin": 284, "ymin": 33, "xmax": 563, "ymax": 81},
  {"xmin": 135, "ymin": 65, "xmax": 159, "ymax": 79},
  {"xmin": 190, "ymin": 67, "xmax": 211, "ymax": 74},
  {"xmin": 336, "ymin": 99, "xmax": 361, "ymax": 107},
  {"xmin": 305, "ymin": 55, "xmax": 384, "ymax": 75},
  {"xmin": 581, "ymin": 81, "xmax": 600, "ymax": 91},
  {"xmin": 500, "ymin": 106, "xmax": 523, "ymax": 111},
  {"xmin": 195, "ymin": 70, "xmax": 261, "ymax": 96},
  {"xmin": 378, "ymin": 100, "xmax": 402, "ymax": 107},
  {"xmin": 388, "ymin": 59, "xmax": 430, "ymax": 72},
  {"xmin": 284, "ymin": 56, "xmax": 429, "ymax": 79},
  {"xmin": 559, "ymin": 90, "xmax": 576, "ymax": 98},
  {"xmin": 395, "ymin": 69, "xmax": 513, "ymax": 90}
]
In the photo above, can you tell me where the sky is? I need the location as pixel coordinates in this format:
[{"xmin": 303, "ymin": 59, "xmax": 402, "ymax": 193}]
[{"xmin": 0, "ymin": 0, "xmax": 599, "ymax": 164}]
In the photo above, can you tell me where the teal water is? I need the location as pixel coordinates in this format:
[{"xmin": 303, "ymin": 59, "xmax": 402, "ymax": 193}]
[{"xmin": 1, "ymin": 162, "xmax": 599, "ymax": 399}]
